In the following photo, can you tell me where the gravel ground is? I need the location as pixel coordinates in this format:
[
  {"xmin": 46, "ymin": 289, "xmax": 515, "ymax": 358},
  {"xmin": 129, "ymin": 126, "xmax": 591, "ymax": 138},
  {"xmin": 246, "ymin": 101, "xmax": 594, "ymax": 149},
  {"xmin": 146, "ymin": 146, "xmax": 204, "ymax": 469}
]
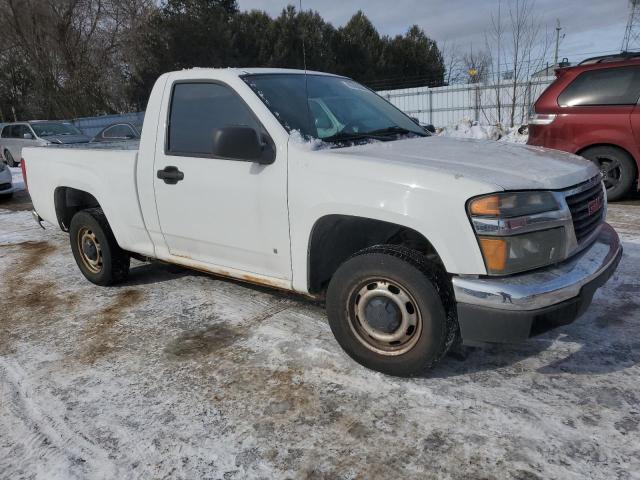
[{"xmin": 1, "ymin": 185, "xmax": 639, "ymax": 479}]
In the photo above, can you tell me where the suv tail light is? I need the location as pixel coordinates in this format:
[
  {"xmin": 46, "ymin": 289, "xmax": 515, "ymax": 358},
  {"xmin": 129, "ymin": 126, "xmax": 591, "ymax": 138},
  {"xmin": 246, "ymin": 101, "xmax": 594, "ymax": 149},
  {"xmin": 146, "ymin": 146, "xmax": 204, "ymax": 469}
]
[
  {"xmin": 20, "ymin": 158, "xmax": 28, "ymax": 192},
  {"xmin": 528, "ymin": 113, "xmax": 557, "ymax": 125}
]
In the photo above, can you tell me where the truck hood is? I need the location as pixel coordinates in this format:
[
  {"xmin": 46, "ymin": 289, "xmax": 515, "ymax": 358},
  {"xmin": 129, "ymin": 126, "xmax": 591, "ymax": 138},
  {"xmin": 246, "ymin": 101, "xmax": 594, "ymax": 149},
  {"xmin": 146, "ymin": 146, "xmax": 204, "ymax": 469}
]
[
  {"xmin": 331, "ymin": 136, "xmax": 599, "ymax": 190},
  {"xmin": 43, "ymin": 134, "xmax": 91, "ymax": 145}
]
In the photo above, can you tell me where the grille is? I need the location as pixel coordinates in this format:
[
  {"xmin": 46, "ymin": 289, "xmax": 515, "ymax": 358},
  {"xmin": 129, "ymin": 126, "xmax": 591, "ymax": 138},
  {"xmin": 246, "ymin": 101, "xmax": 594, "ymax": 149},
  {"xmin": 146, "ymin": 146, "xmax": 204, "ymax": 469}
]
[
  {"xmin": 565, "ymin": 179, "xmax": 605, "ymax": 244},
  {"xmin": 0, "ymin": 182, "xmax": 11, "ymax": 191}
]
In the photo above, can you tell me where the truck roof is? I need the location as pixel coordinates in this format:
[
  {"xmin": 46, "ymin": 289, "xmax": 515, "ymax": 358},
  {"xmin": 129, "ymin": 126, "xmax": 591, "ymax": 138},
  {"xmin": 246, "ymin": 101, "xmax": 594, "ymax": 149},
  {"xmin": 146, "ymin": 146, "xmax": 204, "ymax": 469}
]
[{"xmin": 177, "ymin": 67, "xmax": 342, "ymax": 77}]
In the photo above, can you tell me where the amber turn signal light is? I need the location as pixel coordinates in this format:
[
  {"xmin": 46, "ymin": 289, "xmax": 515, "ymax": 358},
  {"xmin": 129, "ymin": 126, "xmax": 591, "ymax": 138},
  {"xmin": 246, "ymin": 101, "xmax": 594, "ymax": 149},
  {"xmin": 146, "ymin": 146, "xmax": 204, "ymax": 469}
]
[
  {"xmin": 478, "ymin": 237, "xmax": 507, "ymax": 273},
  {"xmin": 469, "ymin": 195, "xmax": 500, "ymax": 216}
]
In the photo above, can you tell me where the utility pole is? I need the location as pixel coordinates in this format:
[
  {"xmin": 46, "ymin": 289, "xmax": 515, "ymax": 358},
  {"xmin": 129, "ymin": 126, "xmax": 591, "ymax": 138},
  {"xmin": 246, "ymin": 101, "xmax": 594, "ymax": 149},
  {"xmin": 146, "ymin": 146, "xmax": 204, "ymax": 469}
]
[
  {"xmin": 554, "ymin": 19, "xmax": 561, "ymax": 66},
  {"xmin": 622, "ymin": 0, "xmax": 640, "ymax": 51}
]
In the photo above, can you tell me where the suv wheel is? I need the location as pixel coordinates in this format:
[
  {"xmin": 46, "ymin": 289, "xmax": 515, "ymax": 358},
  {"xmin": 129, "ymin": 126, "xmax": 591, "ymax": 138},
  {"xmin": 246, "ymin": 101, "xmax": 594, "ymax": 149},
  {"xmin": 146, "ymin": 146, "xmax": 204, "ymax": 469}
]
[
  {"xmin": 69, "ymin": 208, "xmax": 130, "ymax": 285},
  {"xmin": 581, "ymin": 146, "xmax": 636, "ymax": 201},
  {"xmin": 326, "ymin": 245, "xmax": 457, "ymax": 377}
]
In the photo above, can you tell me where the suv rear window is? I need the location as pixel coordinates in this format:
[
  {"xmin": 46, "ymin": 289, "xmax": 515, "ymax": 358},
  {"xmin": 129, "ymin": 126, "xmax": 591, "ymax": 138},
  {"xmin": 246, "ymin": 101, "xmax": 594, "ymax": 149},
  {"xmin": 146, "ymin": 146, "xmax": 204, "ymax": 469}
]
[{"xmin": 558, "ymin": 66, "xmax": 640, "ymax": 107}]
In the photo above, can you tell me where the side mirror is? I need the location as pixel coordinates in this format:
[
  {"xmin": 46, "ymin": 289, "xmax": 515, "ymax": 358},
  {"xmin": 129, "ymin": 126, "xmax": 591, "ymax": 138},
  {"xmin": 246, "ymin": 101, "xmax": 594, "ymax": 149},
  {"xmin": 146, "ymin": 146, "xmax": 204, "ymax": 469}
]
[
  {"xmin": 23, "ymin": 133, "xmax": 34, "ymax": 140},
  {"xmin": 410, "ymin": 117, "xmax": 420, "ymax": 125},
  {"xmin": 212, "ymin": 126, "xmax": 275, "ymax": 165}
]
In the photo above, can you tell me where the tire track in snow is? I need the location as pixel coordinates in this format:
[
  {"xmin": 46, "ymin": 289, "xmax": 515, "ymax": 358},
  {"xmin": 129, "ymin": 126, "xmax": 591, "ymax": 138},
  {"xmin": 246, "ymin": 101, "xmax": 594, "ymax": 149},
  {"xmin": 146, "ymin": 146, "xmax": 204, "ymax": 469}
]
[{"xmin": 0, "ymin": 358, "xmax": 119, "ymax": 480}]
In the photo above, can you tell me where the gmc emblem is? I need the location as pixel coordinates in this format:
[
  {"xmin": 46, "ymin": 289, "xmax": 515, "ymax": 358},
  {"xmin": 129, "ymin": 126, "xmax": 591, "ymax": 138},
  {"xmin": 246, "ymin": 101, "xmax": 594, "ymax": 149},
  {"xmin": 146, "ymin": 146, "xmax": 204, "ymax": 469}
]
[{"xmin": 588, "ymin": 195, "xmax": 603, "ymax": 216}]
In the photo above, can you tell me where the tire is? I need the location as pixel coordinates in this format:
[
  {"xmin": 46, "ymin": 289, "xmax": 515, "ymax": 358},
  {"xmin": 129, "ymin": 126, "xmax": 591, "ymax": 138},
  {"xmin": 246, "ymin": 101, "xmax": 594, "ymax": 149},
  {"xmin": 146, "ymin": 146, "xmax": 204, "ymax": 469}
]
[
  {"xmin": 0, "ymin": 192, "xmax": 13, "ymax": 201},
  {"xmin": 69, "ymin": 208, "xmax": 130, "ymax": 286},
  {"xmin": 4, "ymin": 150, "xmax": 17, "ymax": 168},
  {"xmin": 326, "ymin": 245, "xmax": 457, "ymax": 377},
  {"xmin": 581, "ymin": 146, "xmax": 637, "ymax": 201}
]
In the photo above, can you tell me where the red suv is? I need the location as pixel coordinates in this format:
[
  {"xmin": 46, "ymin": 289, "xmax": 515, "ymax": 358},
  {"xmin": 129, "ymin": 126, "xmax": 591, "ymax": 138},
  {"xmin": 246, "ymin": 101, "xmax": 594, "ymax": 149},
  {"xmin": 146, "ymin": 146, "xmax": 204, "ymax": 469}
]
[{"xmin": 528, "ymin": 53, "xmax": 640, "ymax": 200}]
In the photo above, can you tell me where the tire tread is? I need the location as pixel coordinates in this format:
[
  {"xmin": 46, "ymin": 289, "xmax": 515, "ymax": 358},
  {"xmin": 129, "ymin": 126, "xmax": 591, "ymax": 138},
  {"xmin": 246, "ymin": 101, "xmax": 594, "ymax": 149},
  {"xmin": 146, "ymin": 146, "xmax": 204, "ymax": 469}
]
[{"xmin": 349, "ymin": 245, "xmax": 458, "ymax": 371}]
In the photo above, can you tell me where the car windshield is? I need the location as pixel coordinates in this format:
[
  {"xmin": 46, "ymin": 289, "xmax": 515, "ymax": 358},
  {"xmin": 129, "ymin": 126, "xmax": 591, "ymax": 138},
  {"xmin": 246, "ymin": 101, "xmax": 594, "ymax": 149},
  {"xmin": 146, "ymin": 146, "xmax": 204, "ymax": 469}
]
[
  {"xmin": 31, "ymin": 122, "xmax": 82, "ymax": 137},
  {"xmin": 242, "ymin": 74, "xmax": 427, "ymax": 145}
]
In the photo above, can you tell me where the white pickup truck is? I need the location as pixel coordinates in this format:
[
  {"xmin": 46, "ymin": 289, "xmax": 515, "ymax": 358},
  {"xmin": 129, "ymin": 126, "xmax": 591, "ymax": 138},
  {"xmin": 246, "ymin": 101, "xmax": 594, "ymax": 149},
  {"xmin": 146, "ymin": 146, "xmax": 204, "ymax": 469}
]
[{"xmin": 23, "ymin": 68, "xmax": 622, "ymax": 376}]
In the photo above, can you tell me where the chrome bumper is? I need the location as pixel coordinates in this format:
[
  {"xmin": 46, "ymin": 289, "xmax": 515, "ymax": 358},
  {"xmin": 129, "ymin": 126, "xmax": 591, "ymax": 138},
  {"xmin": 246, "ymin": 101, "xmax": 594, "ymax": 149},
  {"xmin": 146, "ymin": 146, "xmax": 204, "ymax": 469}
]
[{"xmin": 452, "ymin": 222, "xmax": 622, "ymax": 311}]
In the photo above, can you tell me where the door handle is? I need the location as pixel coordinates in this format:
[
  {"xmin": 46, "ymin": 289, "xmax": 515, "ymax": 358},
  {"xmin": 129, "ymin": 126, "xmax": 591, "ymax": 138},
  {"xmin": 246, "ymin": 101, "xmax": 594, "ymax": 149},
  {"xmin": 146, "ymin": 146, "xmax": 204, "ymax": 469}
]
[{"xmin": 157, "ymin": 166, "xmax": 184, "ymax": 184}]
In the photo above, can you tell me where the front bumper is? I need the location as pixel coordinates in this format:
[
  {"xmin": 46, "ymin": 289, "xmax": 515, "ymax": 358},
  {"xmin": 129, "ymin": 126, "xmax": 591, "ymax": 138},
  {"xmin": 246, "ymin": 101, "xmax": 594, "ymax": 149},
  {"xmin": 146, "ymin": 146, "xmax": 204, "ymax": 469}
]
[{"xmin": 452, "ymin": 223, "xmax": 622, "ymax": 344}]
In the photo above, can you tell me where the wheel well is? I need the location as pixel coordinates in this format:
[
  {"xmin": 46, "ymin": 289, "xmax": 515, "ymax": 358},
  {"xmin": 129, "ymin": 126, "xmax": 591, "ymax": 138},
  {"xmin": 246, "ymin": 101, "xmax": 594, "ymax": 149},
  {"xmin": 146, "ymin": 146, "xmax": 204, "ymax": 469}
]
[
  {"xmin": 577, "ymin": 144, "xmax": 638, "ymax": 169},
  {"xmin": 54, "ymin": 187, "xmax": 101, "ymax": 232},
  {"xmin": 307, "ymin": 215, "xmax": 443, "ymax": 294},
  {"xmin": 577, "ymin": 143, "xmax": 639, "ymax": 186}
]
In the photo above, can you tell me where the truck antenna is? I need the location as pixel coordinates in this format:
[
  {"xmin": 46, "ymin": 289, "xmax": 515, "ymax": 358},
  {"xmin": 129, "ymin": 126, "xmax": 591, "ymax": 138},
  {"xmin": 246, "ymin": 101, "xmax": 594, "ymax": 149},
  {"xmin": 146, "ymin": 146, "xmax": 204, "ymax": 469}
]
[
  {"xmin": 299, "ymin": 0, "xmax": 313, "ymax": 140},
  {"xmin": 300, "ymin": 0, "xmax": 307, "ymax": 72}
]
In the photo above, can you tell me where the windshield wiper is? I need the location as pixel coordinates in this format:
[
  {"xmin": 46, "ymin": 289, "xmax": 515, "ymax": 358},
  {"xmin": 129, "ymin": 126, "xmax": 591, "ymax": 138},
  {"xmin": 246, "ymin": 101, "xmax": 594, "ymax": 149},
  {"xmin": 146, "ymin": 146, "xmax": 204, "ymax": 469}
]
[
  {"xmin": 366, "ymin": 126, "xmax": 426, "ymax": 137},
  {"xmin": 321, "ymin": 131, "xmax": 387, "ymax": 144}
]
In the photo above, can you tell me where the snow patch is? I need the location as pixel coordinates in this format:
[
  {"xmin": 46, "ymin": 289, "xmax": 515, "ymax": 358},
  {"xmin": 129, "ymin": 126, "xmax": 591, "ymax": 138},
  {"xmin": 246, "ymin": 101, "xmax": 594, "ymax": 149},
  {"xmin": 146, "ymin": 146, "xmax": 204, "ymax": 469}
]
[
  {"xmin": 437, "ymin": 118, "xmax": 528, "ymax": 144},
  {"xmin": 288, "ymin": 130, "xmax": 327, "ymax": 151}
]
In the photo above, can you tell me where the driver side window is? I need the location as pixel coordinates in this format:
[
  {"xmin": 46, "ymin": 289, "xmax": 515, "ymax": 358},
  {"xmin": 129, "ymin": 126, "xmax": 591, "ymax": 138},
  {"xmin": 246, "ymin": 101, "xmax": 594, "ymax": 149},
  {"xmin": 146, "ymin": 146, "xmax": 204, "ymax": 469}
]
[{"xmin": 167, "ymin": 82, "xmax": 261, "ymax": 157}]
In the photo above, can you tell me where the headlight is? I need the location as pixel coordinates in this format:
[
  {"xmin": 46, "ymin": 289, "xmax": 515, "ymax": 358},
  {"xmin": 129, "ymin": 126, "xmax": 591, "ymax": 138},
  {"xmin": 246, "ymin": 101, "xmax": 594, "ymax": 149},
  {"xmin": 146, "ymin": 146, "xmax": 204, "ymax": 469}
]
[
  {"xmin": 469, "ymin": 191, "xmax": 559, "ymax": 218},
  {"xmin": 468, "ymin": 191, "xmax": 568, "ymax": 275}
]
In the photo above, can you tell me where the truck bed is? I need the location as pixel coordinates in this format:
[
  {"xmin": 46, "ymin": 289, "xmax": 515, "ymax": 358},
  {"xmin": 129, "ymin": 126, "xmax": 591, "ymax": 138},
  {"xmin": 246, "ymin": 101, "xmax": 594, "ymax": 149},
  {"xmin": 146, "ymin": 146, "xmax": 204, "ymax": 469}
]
[{"xmin": 23, "ymin": 144, "xmax": 154, "ymax": 257}]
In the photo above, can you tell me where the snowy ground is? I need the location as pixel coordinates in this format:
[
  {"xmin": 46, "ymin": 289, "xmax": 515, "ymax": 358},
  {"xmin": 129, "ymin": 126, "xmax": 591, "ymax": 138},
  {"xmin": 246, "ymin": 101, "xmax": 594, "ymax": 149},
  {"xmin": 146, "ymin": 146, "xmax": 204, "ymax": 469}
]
[{"xmin": 1, "ymin": 179, "xmax": 639, "ymax": 478}]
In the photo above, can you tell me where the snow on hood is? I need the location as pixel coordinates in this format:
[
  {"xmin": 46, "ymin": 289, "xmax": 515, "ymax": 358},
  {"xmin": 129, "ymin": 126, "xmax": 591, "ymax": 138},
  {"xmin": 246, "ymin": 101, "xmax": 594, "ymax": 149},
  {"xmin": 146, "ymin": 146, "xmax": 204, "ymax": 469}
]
[
  {"xmin": 329, "ymin": 136, "xmax": 599, "ymax": 191},
  {"xmin": 43, "ymin": 134, "xmax": 91, "ymax": 145}
]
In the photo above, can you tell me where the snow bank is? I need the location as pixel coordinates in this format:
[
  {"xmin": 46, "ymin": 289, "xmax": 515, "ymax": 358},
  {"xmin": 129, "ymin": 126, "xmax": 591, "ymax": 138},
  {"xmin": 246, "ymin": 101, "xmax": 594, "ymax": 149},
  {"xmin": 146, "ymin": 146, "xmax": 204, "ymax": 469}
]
[{"xmin": 437, "ymin": 118, "xmax": 528, "ymax": 144}]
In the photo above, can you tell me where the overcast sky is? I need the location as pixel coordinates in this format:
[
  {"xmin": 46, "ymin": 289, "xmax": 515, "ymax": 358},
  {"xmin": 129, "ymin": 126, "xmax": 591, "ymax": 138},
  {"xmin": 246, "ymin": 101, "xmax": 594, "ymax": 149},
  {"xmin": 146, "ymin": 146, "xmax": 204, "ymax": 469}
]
[{"xmin": 237, "ymin": 0, "xmax": 631, "ymax": 66}]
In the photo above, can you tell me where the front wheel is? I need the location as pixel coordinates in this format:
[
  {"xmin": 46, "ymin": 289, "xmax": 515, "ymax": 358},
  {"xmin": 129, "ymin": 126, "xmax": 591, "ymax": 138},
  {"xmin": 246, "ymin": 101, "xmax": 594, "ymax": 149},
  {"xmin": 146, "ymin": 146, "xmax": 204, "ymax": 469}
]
[
  {"xmin": 69, "ymin": 208, "xmax": 130, "ymax": 286},
  {"xmin": 581, "ymin": 146, "xmax": 637, "ymax": 201},
  {"xmin": 326, "ymin": 245, "xmax": 457, "ymax": 377}
]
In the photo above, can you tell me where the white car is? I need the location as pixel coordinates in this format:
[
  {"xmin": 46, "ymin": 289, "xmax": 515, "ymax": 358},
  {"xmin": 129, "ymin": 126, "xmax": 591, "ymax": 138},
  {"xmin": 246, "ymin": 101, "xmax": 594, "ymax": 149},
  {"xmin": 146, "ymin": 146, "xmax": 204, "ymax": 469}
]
[
  {"xmin": 23, "ymin": 68, "xmax": 622, "ymax": 376},
  {"xmin": 0, "ymin": 121, "xmax": 90, "ymax": 167},
  {"xmin": 0, "ymin": 162, "xmax": 15, "ymax": 199}
]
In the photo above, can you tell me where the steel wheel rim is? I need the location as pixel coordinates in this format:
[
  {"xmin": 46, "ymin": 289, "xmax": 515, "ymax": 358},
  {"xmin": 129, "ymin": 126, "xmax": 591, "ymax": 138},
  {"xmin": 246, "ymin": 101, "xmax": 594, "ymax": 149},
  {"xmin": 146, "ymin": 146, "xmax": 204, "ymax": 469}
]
[
  {"xmin": 77, "ymin": 227, "xmax": 103, "ymax": 274},
  {"xmin": 347, "ymin": 278, "xmax": 423, "ymax": 356},
  {"xmin": 595, "ymin": 156, "xmax": 621, "ymax": 189}
]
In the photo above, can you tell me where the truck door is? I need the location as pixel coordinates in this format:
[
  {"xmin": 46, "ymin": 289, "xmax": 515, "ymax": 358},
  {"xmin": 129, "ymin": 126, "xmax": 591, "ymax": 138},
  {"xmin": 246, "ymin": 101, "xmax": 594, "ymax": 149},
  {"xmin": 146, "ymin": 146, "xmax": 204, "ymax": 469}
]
[{"xmin": 152, "ymin": 80, "xmax": 291, "ymax": 281}]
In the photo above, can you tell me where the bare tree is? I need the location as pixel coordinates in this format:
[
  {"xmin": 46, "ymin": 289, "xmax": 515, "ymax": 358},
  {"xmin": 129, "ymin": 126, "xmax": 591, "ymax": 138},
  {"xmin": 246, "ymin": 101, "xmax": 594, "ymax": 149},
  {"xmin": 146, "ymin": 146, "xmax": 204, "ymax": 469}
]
[
  {"xmin": 441, "ymin": 41, "xmax": 464, "ymax": 85},
  {"xmin": 462, "ymin": 47, "xmax": 491, "ymax": 84},
  {"xmin": 504, "ymin": 0, "xmax": 550, "ymax": 126},
  {"xmin": 0, "ymin": 0, "xmax": 154, "ymax": 119},
  {"xmin": 482, "ymin": 0, "xmax": 551, "ymax": 126}
]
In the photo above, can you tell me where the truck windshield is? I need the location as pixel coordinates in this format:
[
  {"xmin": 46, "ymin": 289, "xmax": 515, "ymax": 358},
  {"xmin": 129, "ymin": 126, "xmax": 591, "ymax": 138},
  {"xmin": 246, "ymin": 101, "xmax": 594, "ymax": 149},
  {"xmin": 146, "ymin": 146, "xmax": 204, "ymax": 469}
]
[
  {"xmin": 31, "ymin": 122, "xmax": 83, "ymax": 137},
  {"xmin": 242, "ymin": 74, "xmax": 427, "ymax": 145}
]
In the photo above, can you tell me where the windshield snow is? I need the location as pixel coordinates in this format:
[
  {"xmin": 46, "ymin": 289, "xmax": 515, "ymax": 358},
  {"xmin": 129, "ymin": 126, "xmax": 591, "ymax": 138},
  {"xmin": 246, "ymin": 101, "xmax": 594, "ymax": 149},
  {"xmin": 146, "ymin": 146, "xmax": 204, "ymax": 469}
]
[{"xmin": 242, "ymin": 74, "xmax": 426, "ymax": 145}]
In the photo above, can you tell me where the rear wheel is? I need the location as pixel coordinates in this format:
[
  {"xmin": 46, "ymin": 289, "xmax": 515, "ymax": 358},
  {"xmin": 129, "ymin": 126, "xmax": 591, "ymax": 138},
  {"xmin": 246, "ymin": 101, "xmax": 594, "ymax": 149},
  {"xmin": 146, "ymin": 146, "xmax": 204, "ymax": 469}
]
[
  {"xmin": 326, "ymin": 245, "xmax": 457, "ymax": 377},
  {"xmin": 581, "ymin": 146, "xmax": 637, "ymax": 201},
  {"xmin": 4, "ymin": 150, "xmax": 17, "ymax": 168},
  {"xmin": 69, "ymin": 208, "xmax": 130, "ymax": 285}
]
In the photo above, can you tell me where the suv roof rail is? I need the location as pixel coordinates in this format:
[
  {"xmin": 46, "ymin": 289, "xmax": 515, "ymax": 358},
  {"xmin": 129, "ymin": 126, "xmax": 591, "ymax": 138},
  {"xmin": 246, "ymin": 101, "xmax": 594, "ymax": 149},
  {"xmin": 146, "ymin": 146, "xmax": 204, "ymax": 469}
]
[{"xmin": 579, "ymin": 51, "xmax": 640, "ymax": 65}]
